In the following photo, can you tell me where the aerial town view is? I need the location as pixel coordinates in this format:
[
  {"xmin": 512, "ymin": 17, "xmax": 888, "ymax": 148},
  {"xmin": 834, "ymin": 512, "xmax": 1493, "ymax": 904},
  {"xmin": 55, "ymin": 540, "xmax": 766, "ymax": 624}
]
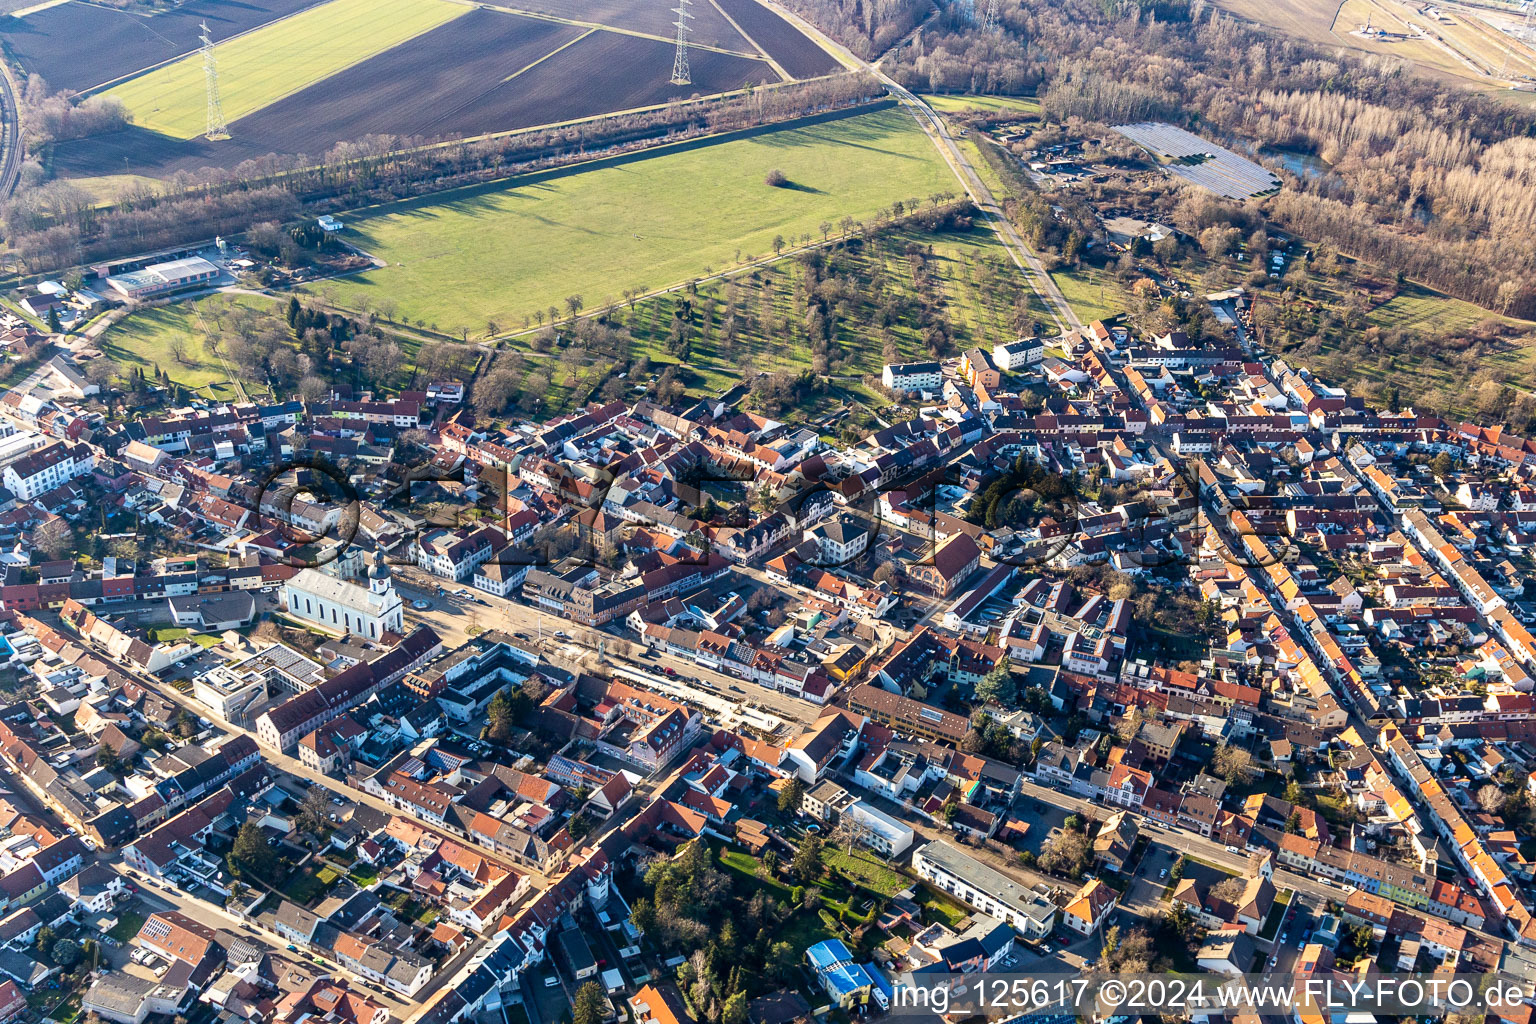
[{"xmin": 0, "ymin": 0, "xmax": 1531, "ymax": 1019}]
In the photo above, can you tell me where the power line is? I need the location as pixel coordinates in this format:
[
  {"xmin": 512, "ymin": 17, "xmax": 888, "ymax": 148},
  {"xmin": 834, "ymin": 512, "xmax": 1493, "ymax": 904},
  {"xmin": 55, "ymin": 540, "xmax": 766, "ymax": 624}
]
[
  {"xmin": 202, "ymin": 20, "xmax": 230, "ymax": 141},
  {"xmin": 671, "ymin": 0, "xmax": 693, "ymax": 86}
]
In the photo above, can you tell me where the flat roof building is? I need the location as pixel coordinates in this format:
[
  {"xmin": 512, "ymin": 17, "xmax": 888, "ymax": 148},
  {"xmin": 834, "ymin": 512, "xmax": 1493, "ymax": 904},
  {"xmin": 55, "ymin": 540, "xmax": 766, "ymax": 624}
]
[
  {"xmin": 912, "ymin": 840, "xmax": 1057, "ymax": 938},
  {"xmin": 845, "ymin": 800, "xmax": 915, "ymax": 857},
  {"xmin": 106, "ymin": 257, "xmax": 220, "ymax": 300}
]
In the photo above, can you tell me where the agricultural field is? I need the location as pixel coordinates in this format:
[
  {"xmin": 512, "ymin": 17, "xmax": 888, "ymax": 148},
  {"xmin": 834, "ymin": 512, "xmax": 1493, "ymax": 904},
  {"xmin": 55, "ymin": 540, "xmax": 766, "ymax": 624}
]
[
  {"xmin": 490, "ymin": 0, "xmax": 755, "ymax": 50},
  {"xmin": 18, "ymin": 0, "xmax": 837, "ymax": 184},
  {"xmin": 714, "ymin": 0, "xmax": 842, "ymax": 77},
  {"xmin": 320, "ymin": 106, "xmax": 957, "ymax": 335},
  {"xmin": 104, "ymin": 0, "xmax": 468, "ymax": 138},
  {"xmin": 0, "ymin": 0, "xmax": 325, "ymax": 94},
  {"xmin": 1212, "ymin": 0, "xmax": 1536, "ymax": 94},
  {"xmin": 65, "ymin": 14, "xmax": 779, "ymax": 181}
]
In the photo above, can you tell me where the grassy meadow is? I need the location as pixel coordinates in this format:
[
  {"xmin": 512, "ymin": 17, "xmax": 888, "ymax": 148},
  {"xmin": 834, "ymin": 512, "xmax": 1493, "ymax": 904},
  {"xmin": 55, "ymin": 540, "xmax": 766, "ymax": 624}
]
[
  {"xmin": 96, "ymin": 294, "xmax": 279, "ymax": 397},
  {"xmin": 321, "ymin": 107, "xmax": 958, "ymax": 334},
  {"xmin": 921, "ymin": 93, "xmax": 1041, "ymax": 114}
]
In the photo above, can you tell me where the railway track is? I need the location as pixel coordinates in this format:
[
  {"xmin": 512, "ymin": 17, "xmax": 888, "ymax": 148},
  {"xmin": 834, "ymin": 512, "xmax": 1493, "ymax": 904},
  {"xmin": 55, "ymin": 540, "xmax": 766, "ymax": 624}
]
[{"xmin": 0, "ymin": 60, "xmax": 21, "ymax": 201}]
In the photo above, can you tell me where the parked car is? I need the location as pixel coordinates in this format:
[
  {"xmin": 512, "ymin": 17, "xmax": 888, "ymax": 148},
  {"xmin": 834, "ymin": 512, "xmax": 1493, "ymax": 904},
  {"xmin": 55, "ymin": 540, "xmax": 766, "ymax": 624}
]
[{"xmin": 544, "ymin": 974, "xmax": 560, "ymax": 988}]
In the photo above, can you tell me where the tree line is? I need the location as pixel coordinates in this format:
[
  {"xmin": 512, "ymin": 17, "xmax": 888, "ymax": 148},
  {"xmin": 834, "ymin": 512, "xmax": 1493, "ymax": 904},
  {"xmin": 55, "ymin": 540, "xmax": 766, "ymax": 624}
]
[{"xmin": 5, "ymin": 74, "xmax": 885, "ymax": 271}]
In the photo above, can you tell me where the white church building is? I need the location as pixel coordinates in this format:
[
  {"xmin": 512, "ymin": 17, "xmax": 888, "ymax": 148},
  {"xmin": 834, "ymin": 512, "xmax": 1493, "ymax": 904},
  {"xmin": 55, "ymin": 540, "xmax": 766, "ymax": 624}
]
[{"xmin": 283, "ymin": 560, "xmax": 403, "ymax": 639}]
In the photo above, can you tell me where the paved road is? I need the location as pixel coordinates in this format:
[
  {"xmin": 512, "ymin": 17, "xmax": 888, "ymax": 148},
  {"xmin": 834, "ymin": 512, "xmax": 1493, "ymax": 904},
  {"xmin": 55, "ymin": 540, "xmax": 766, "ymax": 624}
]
[
  {"xmin": 756, "ymin": 0, "xmax": 1083, "ymax": 335},
  {"xmin": 1010, "ymin": 777, "xmax": 1522, "ymax": 950},
  {"xmin": 116, "ymin": 862, "xmax": 468, "ymax": 1021}
]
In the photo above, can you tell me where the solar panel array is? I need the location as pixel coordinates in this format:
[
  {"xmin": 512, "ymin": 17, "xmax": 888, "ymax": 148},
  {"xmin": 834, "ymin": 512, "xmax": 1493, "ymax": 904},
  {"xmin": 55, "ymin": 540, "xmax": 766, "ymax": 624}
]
[{"xmin": 1113, "ymin": 122, "xmax": 1281, "ymax": 199}]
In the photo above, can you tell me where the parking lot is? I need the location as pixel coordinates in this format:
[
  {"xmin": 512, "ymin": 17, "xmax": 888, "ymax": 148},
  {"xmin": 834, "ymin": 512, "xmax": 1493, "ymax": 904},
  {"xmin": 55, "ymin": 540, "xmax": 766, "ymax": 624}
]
[{"xmin": 1008, "ymin": 795, "xmax": 1074, "ymax": 856}]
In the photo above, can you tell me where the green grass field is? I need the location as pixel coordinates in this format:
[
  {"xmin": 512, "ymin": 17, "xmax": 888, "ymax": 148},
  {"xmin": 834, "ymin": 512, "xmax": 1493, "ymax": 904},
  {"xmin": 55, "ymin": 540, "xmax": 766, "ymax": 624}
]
[
  {"xmin": 96, "ymin": 294, "xmax": 278, "ymax": 397},
  {"xmin": 921, "ymin": 93, "xmax": 1041, "ymax": 114},
  {"xmin": 64, "ymin": 173, "xmax": 165, "ymax": 204},
  {"xmin": 1367, "ymin": 281, "xmax": 1513, "ymax": 334},
  {"xmin": 324, "ymin": 108, "xmax": 957, "ymax": 333},
  {"xmin": 482, "ymin": 221, "xmax": 1031, "ymax": 419},
  {"xmin": 822, "ymin": 847, "xmax": 906, "ymax": 896},
  {"xmin": 108, "ymin": 912, "xmax": 147, "ymax": 943},
  {"xmin": 106, "ymin": 0, "xmax": 466, "ymax": 138},
  {"xmin": 1051, "ymin": 265, "xmax": 1128, "ymax": 322},
  {"xmin": 916, "ymin": 884, "xmax": 971, "ymax": 927}
]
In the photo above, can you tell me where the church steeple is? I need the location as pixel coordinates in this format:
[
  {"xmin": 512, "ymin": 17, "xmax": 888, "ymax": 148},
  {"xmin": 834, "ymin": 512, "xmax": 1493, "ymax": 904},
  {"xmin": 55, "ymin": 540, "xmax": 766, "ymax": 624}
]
[{"xmin": 368, "ymin": 553, "xmax": 392, "ymax": 595}]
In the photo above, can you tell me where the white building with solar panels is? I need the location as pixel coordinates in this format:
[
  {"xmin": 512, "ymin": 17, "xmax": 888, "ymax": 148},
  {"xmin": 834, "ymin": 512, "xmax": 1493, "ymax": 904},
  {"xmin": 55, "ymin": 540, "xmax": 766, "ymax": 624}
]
[{"xmin": 105, "ymin": 256, "xmax": 221, "ymax": 300}]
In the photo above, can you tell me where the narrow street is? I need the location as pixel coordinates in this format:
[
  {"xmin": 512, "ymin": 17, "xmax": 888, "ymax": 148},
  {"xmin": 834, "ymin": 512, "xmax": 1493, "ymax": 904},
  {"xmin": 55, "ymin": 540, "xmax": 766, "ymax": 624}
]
[
  {"xmin": 87, "ymin": 641, "xmax": 561, "ymax": 892},
  {"xmin": 119, "ymin": 865, "xmax": 481, "ymax": 1021}
]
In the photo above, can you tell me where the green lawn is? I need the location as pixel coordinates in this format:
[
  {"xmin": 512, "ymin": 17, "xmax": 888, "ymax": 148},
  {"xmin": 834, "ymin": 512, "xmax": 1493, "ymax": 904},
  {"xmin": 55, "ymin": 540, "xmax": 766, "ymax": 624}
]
[
  {"xmin": 108, "ymin": 911, "xmax": 147, "ymax": 943},
  {"xmin": 1050, "ymin": 265, "xmax": 1128, "ymax": 322},
  {"xmin": 921, "ymin": 93, "xmax": 1041, "ymax": 114},
  {"xmin": 720, "ymin": 848, "xmax": 787, "ymax": 889},
  {"xmin": 46, "ymin": 992, "xmax": 81, "ymax": 1024},
  {"xmin": 822, "ymin": 847, "xmax": 906, "ymax": 897},
  {"xmin": 1257, "ymin": 890, "xmax": 1292, "ymax": 941},
  {"xmin": 284, "ymin": 868, "xmax": 334, "ymax": 905},
  {"xmin": 96, "ymin": 294, "xmax": 278, "ymax": 398},
  {"xmin": 915, "ymin": 884, "xmax": 971, "ymax": 927},
  {"xmin": 324, "ymin": 107, "xmax": 956, "ymax": 335},
  {"xmin": 105, "ymin": 0, "xmax": 466, "ymax": 138},
  {"xmin": 348, "ymin": 864, "xmax": 380, "ymax": 886},
  {"xmin": 776, "ymin": 908, "xmax": 837, "ymax": 950}
]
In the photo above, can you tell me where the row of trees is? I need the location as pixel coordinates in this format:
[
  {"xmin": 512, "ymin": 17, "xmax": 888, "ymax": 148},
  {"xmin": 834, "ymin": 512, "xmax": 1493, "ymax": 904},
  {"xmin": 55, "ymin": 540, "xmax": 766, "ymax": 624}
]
[
  {"xmin": 7, "ymin": 75, "xmax": 884, "ymax": 259},
  {"xmin": 777, "ymin": 0, "xmax": 933, "ymax": 58},
  {"xmin": 7, "ymin": 185, "xmax": 299, "ymax": 274}
]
